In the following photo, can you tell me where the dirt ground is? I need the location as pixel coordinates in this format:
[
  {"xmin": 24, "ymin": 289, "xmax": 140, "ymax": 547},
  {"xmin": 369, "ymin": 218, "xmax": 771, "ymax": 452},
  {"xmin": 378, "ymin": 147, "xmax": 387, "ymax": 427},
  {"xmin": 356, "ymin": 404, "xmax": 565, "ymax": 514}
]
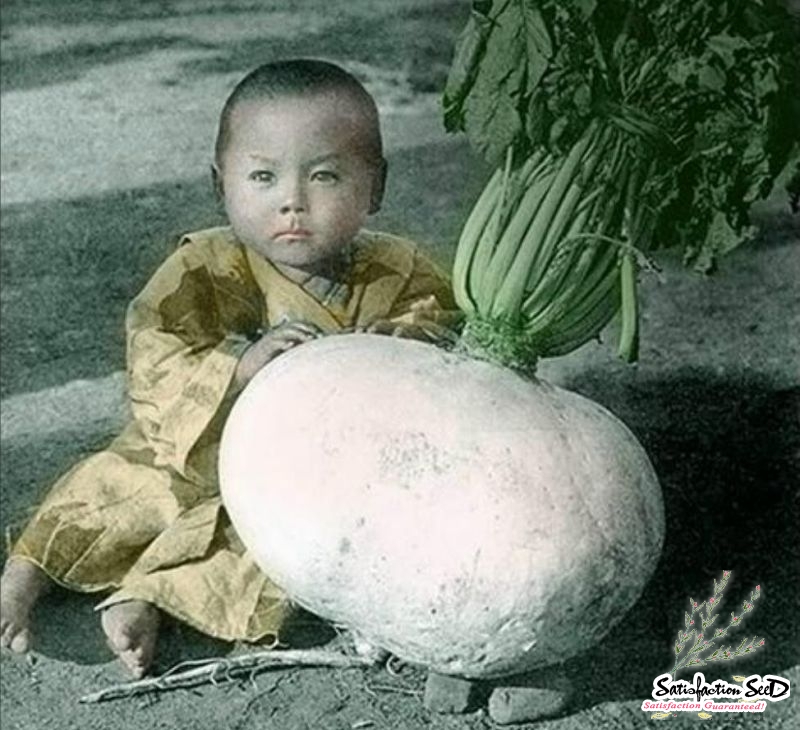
[{"xmin": 1, "ymin": 2, "xmax": 798, "ymax": 729}]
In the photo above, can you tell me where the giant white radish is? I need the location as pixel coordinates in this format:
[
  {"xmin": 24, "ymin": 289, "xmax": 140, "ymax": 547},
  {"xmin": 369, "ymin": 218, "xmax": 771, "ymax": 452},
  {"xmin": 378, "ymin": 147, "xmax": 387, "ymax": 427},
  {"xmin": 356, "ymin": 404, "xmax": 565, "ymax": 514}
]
[{"xmin": 220, "ymin": 333, "xmax": 663, "ymax": 678}]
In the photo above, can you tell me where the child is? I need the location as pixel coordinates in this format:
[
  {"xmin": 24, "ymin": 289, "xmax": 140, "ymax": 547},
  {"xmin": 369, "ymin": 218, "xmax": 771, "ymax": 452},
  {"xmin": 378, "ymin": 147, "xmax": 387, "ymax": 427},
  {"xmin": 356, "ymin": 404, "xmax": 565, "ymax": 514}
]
[{"xmin": 0, "ymin": 59, "xmax": 459, "ymax": 677}]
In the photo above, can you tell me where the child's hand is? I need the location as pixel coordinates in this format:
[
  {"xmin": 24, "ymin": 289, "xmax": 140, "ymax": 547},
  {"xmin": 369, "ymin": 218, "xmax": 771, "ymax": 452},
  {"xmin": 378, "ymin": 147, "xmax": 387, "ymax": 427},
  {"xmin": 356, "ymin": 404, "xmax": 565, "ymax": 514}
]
[
  {"xmin": 359, "ymin": 319, "xmax": 459, "ymax": 347},
  {"xmin": 233, "ymin": 321, "xmax": 322, "ymax": 392},
  {"xmin": 357, "ymin": 296, "xmax": 463, "ymax": 347}
]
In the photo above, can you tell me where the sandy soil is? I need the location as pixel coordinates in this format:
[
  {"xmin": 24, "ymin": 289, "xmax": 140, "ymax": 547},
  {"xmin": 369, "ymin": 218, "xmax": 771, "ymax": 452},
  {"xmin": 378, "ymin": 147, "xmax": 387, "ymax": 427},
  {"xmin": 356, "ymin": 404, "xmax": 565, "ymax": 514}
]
[{"xmin": 1, "ymin": 2, "xmax": 798, "ymax": 729}]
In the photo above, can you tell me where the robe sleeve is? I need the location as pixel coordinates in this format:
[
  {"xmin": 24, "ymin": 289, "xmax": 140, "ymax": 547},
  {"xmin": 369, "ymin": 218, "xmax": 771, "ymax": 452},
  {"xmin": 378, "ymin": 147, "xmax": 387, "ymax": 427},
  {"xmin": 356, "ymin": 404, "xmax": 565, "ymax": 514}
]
[{"xmin": 125, "ymin": 243, "xmax": 251, "ymax": 478}]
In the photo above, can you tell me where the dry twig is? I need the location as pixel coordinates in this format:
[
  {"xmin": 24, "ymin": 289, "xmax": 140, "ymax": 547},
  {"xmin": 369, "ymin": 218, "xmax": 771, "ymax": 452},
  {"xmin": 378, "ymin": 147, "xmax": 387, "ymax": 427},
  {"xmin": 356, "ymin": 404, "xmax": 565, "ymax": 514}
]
[
  {"xmin": 363, "ymin": 682, "xmax": 422, "ymax": 697},
  {"xmin": 80, "ymin": 648, "xmax": 377, "ymax": 704}
]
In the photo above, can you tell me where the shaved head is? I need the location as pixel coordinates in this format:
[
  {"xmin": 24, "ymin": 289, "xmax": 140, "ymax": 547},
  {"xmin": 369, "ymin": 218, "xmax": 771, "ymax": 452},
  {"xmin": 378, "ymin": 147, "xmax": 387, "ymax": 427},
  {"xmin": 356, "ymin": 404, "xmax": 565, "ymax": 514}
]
[{"xmin": 215, "ymin": 59, "xmax": 384, "ymax": 170}]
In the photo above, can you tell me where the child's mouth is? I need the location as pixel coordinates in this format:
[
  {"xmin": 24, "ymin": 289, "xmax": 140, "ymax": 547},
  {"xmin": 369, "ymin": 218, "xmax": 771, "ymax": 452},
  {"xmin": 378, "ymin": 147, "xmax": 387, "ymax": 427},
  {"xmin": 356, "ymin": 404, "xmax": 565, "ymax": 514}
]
[{"xmin": 274, "ymin": 228, "xmax": 312, "ymax": 242}]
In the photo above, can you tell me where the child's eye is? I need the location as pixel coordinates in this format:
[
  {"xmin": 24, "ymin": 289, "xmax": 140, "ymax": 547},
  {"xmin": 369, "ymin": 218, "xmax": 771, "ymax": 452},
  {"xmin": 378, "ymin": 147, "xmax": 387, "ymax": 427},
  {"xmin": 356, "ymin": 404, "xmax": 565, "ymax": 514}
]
[
  {"xmin": 311, "ymin": 170, "xmax": 339, "ymax": 183},
  {"xmin": 249, "ymin": 170, "xmax": 275, "ymax": 184}
]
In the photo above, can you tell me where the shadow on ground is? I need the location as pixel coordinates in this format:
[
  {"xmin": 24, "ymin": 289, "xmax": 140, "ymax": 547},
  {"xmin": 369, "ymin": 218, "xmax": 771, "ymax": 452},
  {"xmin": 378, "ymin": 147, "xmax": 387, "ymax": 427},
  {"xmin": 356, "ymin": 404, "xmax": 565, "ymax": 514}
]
[
  {"xmin": 556, "ymin": 370, "xmax": 800, "ymax": 708},
  {"xmin": 0, "ymin": 35, "xmax": 218, "ymax": 93},
  {"xmin": 30, "ymin": 589, "xmax": 335, "ymax": 673}
]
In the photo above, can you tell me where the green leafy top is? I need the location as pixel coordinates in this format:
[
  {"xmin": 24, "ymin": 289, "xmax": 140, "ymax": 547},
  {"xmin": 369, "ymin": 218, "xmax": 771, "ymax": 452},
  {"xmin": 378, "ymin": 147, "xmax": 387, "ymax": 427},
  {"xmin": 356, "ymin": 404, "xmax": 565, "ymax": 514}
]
[{"xmin": 444, "ymin": 0, "xmax": 800, "ymax": 271}]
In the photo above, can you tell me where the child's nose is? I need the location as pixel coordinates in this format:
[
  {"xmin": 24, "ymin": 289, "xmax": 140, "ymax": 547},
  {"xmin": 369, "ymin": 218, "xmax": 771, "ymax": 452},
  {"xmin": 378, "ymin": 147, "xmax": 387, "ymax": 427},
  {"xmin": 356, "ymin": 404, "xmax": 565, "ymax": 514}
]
[{"xmin": 279, "ymin": 178, "xmax": 307, "ymax": 214}]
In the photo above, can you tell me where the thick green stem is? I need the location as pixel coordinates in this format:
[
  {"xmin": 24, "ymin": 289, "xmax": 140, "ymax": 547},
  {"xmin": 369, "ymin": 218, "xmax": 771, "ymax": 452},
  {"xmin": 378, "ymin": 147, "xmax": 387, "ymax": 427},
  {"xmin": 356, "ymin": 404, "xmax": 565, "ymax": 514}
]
[
  {"xmin": 489, "ymin": 122, "xmax": 604, "ymax": 319},
  {"xmin": 451, "ymin": 121, "xmax": 661, "ymax": 368},
  {"xmin": 455, "ymin": 317, "xmax": 540, "ymax": 377},
  {"xmin": 452, "ymin": 167, "xmax": 503, "ymax": 314},
  {"xmin": 617, "ymin": 251, "xmax": 639, "ymax": 361}
]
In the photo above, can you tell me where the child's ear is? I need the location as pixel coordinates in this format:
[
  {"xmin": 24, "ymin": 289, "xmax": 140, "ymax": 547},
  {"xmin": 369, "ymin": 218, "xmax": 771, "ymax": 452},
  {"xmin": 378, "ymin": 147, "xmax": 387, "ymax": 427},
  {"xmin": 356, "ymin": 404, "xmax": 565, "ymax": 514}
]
[
  {"xmin": 211, "ymin": 164, "xmax": 224, "ymax": 202},
  {"xmin": 368, "ymin": 158, "xmax": 388, "ymax": 214}
]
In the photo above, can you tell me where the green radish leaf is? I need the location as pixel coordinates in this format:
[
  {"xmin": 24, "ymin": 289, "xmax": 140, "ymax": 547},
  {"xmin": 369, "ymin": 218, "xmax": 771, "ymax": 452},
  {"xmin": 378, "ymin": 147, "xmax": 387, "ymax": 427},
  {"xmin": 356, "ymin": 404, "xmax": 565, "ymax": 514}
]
[
  {"xmin": 444, "ymin": 0, "xmax": 557, "ymax": 164},
  {"xmin": 444, "ymin": 0, "xmax": 800, "ymax": 363},
  {"xmin": 697, "ymin": 64, "xmax": 726, "ymax": 92},
  {"xmin": 519, "ymin": 1, "xmax": 553, "ymax": 89},
  {"xmin": 707, "ymin": 33, "xmax": 751, "ymax": 69},
  {"xmin": 686, "ymin": 212, "xmax": 756, "ymax": 274},
  {"xmin": 443, "ymin": 6, "xmax": 494, "ymax": 133},
  {"xmin": 460, "ymin": 2, "xmax": 527, "ymax": 163}
]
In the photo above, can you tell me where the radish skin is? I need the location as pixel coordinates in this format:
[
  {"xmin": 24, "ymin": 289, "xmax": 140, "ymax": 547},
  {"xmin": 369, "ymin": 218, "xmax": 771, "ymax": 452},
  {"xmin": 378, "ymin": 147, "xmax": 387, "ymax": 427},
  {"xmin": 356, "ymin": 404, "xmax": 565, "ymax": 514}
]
[{"xmin": 220, "ymin": 334, "xmax": 663, "ymax": 679}]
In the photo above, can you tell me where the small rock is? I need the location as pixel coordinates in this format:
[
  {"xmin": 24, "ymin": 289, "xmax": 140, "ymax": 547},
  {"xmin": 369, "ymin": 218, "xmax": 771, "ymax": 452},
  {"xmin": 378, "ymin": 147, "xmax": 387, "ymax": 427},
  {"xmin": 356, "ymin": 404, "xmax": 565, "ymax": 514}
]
[
  {"xmin": 488, "ymin": 685, "xmax": 571, "ymax": 724},
  {"xmin": 423, "ymin": 671, "xmax": 479, "ymax": 714}
]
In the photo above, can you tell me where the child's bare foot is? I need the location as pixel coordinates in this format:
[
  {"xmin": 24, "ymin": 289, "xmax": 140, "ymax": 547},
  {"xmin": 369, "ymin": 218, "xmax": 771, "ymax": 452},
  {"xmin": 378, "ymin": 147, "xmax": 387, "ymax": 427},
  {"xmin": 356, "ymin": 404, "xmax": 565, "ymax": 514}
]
[
  {"xmin": 101, "ymin": 600, "xmax": 160, "ymax": 678},
  {"xmin": 0, "ymin": 558, "xmax": 50, "ymax": 653}
]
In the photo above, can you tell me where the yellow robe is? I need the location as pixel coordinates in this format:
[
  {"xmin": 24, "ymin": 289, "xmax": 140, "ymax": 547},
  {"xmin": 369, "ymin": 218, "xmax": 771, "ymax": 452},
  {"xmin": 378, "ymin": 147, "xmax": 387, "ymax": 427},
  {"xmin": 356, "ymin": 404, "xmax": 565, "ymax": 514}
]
[{"xmin": 11, "ymin": 226, "xmax": 459, "ymax": 644}]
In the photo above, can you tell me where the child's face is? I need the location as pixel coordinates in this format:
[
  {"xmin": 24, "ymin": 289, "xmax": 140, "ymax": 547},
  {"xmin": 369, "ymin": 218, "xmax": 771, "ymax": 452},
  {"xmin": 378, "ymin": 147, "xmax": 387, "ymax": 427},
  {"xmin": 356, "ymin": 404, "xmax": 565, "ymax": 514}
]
[{"xmin": 218, "ymin": 92, "xmax": 381, "ymax": 272}]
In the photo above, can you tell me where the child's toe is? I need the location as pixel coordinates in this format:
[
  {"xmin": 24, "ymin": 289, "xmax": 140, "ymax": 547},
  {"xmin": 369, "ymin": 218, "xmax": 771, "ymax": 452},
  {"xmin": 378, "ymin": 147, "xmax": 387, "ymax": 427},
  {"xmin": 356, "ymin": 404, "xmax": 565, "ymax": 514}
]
[
  {"xmin": 120, "ymin": 648, "xmax": 146, "ymax": 677},
  {"xmin": 9, "ymin": 626, "xmax": 32, "ymax": 653},
  {"xmin": 2, "ymin": 621, "xmax": 32, "ymax": 653}
]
